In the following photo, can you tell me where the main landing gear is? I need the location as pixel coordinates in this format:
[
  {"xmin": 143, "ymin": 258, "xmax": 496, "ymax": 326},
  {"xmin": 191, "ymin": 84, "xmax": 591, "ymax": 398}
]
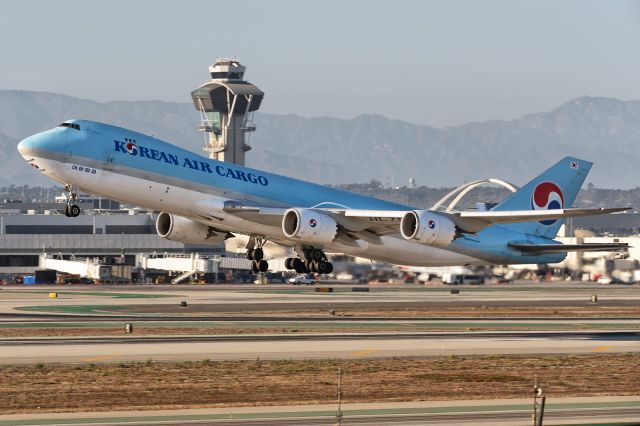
[
  {"xmin": 285, "ymin": 248, "xmax": 333, "ymax": 274},
  {"xmin": 63, "ymin": 184, "xmax": 81, "ymax": 218},
  {"xmin": 246, "ymin": 237, "xmax": 269, "ymax": 273}
]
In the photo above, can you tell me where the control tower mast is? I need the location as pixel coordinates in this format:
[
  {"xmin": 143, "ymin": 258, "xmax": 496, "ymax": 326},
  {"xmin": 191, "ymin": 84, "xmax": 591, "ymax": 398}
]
[{"xmin": 191, "ymin": 59, "xmax": 264, "ymax": 165}]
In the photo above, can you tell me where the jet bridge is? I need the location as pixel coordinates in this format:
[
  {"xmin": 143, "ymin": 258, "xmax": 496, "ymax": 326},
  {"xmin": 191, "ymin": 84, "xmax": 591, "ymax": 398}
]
[
  {"xmin": 39, "ymin": 255, "xmax": 112, "ymax": 280},
  {"xmin": 136, "ymin": 253, "xmax": 289, "ymax": 283},
  {"xmin": 136, "ymin": 253, "xmax": 215, "ymax": 284}
]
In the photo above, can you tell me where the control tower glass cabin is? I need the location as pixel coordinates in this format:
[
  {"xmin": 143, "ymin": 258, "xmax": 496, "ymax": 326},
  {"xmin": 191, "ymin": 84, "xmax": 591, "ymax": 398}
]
[{"xmin": 191, "ymin": 59, "xmax": 264, "ymax": 165}]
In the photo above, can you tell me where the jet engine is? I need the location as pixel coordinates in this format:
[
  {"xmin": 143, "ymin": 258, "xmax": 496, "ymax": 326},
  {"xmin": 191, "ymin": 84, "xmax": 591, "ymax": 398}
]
[
  {"xmin": 156, "ymin": 212, "xmax": 227, "ymax": 245},
  {"xmin": 282, "ymin": 208, "xmax": 337, "ymax": 245},
  {"xmin": 400, "ymin": 210, "xmax": 456, "ymax": 247}
]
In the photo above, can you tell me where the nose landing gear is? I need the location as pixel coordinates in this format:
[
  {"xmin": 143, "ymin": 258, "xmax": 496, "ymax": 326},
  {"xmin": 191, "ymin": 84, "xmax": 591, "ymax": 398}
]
[
  {"xmin": 63, "ymin": 185, "xmax": 81, "ymax": 218},
  {"xmin": 285, "ymin": 248, "xmax": 333, "ymax": 274}
]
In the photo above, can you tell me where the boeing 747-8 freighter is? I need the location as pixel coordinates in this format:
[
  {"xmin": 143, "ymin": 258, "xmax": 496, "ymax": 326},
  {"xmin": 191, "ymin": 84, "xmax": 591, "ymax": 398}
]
[{"xmin": 17, "ymin": 120, "xmax": 629, "ymax": 273}]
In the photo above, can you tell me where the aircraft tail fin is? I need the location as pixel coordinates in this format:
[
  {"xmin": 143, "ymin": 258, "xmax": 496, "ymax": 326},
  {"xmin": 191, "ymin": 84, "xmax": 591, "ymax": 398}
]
[{"xmin": 491, "ymin": 157, "xmax": 592, "ymax": 238}]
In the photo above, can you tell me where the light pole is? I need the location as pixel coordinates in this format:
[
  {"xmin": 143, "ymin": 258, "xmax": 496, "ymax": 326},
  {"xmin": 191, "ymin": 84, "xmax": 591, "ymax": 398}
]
[
  {"xmin": 335, "ymin": 367, "xmax": 343, "ymax": 426},
  {"xmin": 533, "ymin": 385, "xmax": 546, "ymax": 426}
]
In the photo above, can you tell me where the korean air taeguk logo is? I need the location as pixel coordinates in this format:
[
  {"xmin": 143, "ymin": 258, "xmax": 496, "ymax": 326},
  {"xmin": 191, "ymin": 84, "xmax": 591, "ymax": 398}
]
[
  {"xmin": 126, "ymin": 141, "xmax": 138, "ymax": 155},
  {"xmin": 531, "ymin": 181, "xmax": 564, "ymax": 225}
]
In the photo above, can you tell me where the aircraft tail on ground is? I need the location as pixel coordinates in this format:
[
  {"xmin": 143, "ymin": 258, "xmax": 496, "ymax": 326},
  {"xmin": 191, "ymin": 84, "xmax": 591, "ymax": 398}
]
[{"xmin": 491, "ymin": 157, "xmax": 592, "ymax": 239}]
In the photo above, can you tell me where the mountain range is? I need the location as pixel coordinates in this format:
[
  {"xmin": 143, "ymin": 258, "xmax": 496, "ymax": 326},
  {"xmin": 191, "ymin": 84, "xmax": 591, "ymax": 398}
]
[{"xmin": 1, "ymin": 90, "xmax": 639, "ymax": 188}]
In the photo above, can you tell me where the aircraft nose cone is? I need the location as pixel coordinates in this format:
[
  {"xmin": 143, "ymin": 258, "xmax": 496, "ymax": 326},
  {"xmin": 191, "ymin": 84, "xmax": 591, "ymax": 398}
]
[
  {"xmin": 17, "ymin": 136, "xmax": 31, "ymax": 157},
  {"xmin": 17, "ymin": 132, "xmax": 48, "ymax": 158},
  {"xmin": 18, "ymin": 128, "xmax": 70, "ymax": 163}
]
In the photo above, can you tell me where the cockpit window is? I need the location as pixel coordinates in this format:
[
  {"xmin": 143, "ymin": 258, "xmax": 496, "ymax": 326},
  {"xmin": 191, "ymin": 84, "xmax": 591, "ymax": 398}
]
[{"xmin": 58, "ymin": 122, "xmax": 81, "ymax": 130}]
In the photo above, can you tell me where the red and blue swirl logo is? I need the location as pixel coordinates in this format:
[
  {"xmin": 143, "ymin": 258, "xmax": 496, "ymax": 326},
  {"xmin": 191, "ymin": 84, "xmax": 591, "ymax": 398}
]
[
  {"xmin": 309, "ymin": 218, "xmax": 317, "ymax": 228},
  {"xmin": 427, "ymin": 219, "xmax": 436, "ymax": 230},
  {"xmin": 126, "ymin": 141, "xmax": 138, "ymax": 155},
  {"xmin": 531, "ymin": 181, "xmax": 564, "ymax": 225}
]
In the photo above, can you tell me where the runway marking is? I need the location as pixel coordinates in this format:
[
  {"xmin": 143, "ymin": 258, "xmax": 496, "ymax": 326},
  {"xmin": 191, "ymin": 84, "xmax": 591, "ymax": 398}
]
[
  {"xmin": 592, "ymin": 346, "xmax": 613, "ymax": 352},
  {"xmin": 349, "ymin": 348, "xmax": 377, "ymax": 357},
  {"xmin": 393, "ymin": 321, "xmax": 418, "ymax": 327},
  {"xmin": 83, "ymin": 354, "xmax": 119, "ymax": 362}
]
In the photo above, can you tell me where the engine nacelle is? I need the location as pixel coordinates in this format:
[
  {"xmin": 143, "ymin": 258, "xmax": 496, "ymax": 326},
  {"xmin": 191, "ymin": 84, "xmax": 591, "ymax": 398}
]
[
  {"xmin": 156, "ymin": 212, "xmax": 226, "ymax": 245},
  {"xmin": 282, "ymin": 208, "xmax": 337, "ymax": 245},
  {"xmin": 400, "ymin": 210, "xmax": 456, "ymax": 247}
]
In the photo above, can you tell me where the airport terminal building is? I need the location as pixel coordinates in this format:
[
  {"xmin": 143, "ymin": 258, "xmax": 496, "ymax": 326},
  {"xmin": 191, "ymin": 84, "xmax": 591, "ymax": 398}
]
[
  {"xmin": 0, "ymin": 197, "xmax": 221, "ymax": 274},
  {"xmin": 2, "ymin": 194, "xmax": 640, "ymax": 280}
]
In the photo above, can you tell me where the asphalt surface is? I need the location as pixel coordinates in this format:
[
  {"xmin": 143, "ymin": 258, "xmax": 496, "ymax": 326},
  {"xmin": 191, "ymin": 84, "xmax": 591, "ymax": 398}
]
[
  {"xmin": 1, "ymin": 330, "xmax": 639, "ymax": 345},
  {"xmin": 93, "ymin": 298, "xmax": 640, "ymax": 313},
  {"xmin": 72, "ymin": 408, "xmax": 640, "ymax": 426},
  {"xmin": 3, "ymin": 405, "xmax": 640, "ymax": 426},
  {"xmin": 1, "ymin": 284, "xmax": 639, "ymax": 363},
  {"xmin": 1, "ymin": 284, "xmax": 639, "ymax": 424},
  {"xmin": 4, "ymin": 312, "xmax": 640, "ymax": 321},
  {"xmin": 0, "ymin": 329, "xmax": 638, "ymax": 365}
]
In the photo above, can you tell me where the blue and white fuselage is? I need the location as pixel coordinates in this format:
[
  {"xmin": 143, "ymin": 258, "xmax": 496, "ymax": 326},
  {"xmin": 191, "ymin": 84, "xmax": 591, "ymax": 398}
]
[{"xmin": 17, "ymin": 120, "xmax": 623, "ymax": 267}]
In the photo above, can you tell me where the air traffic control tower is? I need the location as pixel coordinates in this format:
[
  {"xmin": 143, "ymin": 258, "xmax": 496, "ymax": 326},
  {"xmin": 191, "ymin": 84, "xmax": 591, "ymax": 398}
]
[{"xmin": 191, "ymin": 59, "xmax": 264, "ymax": 165}]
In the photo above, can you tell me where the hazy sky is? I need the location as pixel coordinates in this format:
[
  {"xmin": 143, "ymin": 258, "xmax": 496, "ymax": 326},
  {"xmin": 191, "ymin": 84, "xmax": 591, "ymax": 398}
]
[{"xmin": 1, "ymin": 0, "xmax": 640, "ymax": 126}]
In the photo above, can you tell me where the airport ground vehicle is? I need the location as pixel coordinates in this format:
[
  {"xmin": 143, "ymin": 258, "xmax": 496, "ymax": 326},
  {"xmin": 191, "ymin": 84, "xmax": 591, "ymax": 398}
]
[
  {"xmin": 442, "ymin": 273, "xmax": 485, "ymax": 284},
  {"xmin": 62, "ymin": 276, "xmax": 95, "ymax": 284},
  {"xmin": 597, "ymin": 276, "xmax": 629, "ymax": 285},
  {"xmin": 288, "ymin": 274, "xmax": 315, "ymax": 285}
]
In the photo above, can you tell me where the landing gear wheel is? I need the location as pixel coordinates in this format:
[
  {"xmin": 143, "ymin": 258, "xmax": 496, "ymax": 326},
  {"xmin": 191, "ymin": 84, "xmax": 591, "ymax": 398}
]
[
  {"xmin": 253, "ymin": 248, "xmax": 264, "ymax": 262},
  {"xmin": 63, "ymin": 184, "xmax": 79, "ymax": 217},
  {"xmin": 326, "ymin": 262, "xmax": 334, "ymax": 274},
  {"xmin": 251, "ymin": 260, "xmax": 259, "ymax": 273},
  {"xmin": 293, "ymin": 258, "xmax": 306, "ymax": 274},
  {"xmin": 309, "ymin": 249, "xmax": 324, "ymax": 262},
  {"xmin": 257, "ymin": 260, "xmax": 269, "ymax": 273},
  {"xmin": 285, "ymin": 258, "xmax": 296, "ymax": 270},
  {"xmin": 317, "ymin": 261, "xmax": 333, "ymax": 274},
  {"xmin": 69, "ymin": 204, "xmax": 81, "ymax": 217},
  {"xmin": 246, "ymin": 248, "xmax": 255, "ymax": 260},
  {"xmin": 305, "ymin": 260, "xmax": 316, "ymax": 273}
]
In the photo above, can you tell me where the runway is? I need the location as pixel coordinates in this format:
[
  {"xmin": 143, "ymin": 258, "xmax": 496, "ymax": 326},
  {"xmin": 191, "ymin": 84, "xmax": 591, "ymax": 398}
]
[
  {"xmin": 4, "ymin": 312, "xmax": 640, "ymax": 322},
  {"xmin": 1, "ymin": 330, "xmax": 638, "ymax": 365},
  {"xmin": 1, "ymin": 284, "xmax": 639, "ymax": 424},
  {"xmin": 4, "ymin": 409, "xmax": 640, "ymax": 425},
  {"xmin": 71, "ymin": 408, "xmax": 640, "ymax": 426},
  {"xmin": 2, "ymin": 330, "xmax": 640, "ymax": 344},
  {"xmin": 1, "ymin": 284, "xmax": 639, "ymax": 364},
  {"xmin": 3, "ymin": 282, "xmax": 640, "ymax": 318},
  {"xmin": 2, "ymin": 397, "xmax": 639, "ymax": 426}
]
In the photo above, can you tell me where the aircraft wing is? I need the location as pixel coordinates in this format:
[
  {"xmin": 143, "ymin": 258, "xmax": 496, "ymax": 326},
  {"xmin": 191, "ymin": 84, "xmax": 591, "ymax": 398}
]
[
  {"xmin": 341, "ymin": 207, "xmax": 630, "ymax": 234},
  {"xmin": 447, "ymin": 207, "xmax": 631, "ymax": 233},
  {"xmin": 218, "ymin": 202, "xmax": 403, "ymax": 243},
  {"xmin": 508, "ymin": 242, "xmax": 630, "ymax": 253},
  {"xmin": 216, "ymin": 200, "xmax": 629, "ymax": 237}
]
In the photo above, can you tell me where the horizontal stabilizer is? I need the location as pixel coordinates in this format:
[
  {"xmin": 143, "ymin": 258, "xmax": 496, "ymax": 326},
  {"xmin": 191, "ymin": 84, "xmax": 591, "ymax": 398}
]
[{"xmin": 509, "ymin": 242, "xmax": 629, "ymax": 253}]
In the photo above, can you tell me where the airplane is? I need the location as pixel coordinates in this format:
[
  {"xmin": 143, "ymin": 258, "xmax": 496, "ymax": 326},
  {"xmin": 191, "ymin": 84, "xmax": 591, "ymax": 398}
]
[{"xmin": 17, "ymin": 119, "xmax": 629, "ymax": 274}]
